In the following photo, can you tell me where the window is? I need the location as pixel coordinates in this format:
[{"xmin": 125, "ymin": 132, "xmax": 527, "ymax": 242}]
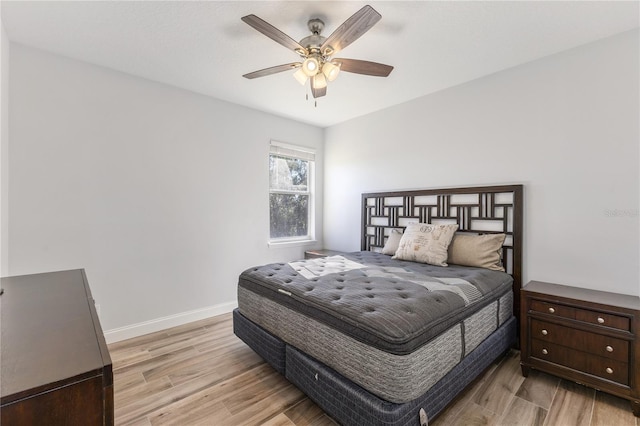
[{"xmin": 269, "ymin": 141, "xmax": 315, "ymax": 242}]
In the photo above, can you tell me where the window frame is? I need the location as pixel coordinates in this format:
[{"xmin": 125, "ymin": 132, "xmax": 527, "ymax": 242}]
[{"xmin": 268, "ymin": 140, "xmax": 316, "ymax": 246}]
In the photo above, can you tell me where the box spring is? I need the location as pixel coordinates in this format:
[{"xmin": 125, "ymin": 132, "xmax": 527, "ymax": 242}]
[{"xmin": 233, "ymin": 309, "xmax": 516, "ymax": 425}]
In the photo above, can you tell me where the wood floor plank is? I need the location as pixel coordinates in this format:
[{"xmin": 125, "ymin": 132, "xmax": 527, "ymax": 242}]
[
  {"xmin": 515, "ymin": 370, "xmax": 560, "ymax": 410},
  {"xmin": 114, "ymin": 345, "xmax": 199, "ymax": 377},
  {"xmin": 219, "ymin": 383, "xmax": 305, "ymax": 426},
  {"xmin": 109, "ymin": 313, "xmax": 639, "ymax": 426},
  {"xmin": 202, "ymin": 313, "xmax": 235, "ymax": 329},
  {"xmin": 591, "ymin": 391, "xmax": 637, "ymax": 426},
  {"xmin": 151, "ymin": 400, "xmax": 230, "ymax": 426},
  {"xmin": 113, "ymin": 369, "xmax": 146, "ymax": 390},
  {"xmin": 500, "ymin": 395, "xmax": 547, "ymax": 426},
  {"xmin": 141, "ymin": 346, "xmax": 231, "ymax": 383},
  {"xmin": 284, "ymin": 398, "xmax": 333, "ymax": 425},
  {"xmin": 222, "ymin": 367, "xmax": 296, "ymax": 415},
  {"xmin": 452, "ymin": 401, "xmax": 501, "ymax": 425},
  {"xmin": 307, "ymin": 415, "xmax": 339, "ymax": 426},
  {"xmin": 145, "ymin": 363, "xmax": 278, "ymax": 426},
  {"xmin": 192, "ymin": 330, "xmax": 245, "ymax": 353},
  {"xmin": 115, "ymin": 376, "xmax": 173, "ymax": 409},
  {"xmin": 145, "ymin": 326, "xmax": 211, "ymax": 357},
  {"xmin": 262, "ymin": 413, "xmax": 297, "ymax": 426},
  {"xmin": 544, "ymin": 380, "xmax": 594, "ymax": 426},
  {"xmin": 111, "ymin": 348, "xmax": 153, "ymax": 370},
  {"xmin": 165, "ymin": 343, "xmax": 263, "ymax": 387},
  {"xmin": 115, "ymin": 364, "xmax": 254, "ymax": 425},
  {"xmin": 117, "ymin": 416, "xmax": 152, "ymax": 426},
  {"xmin": 432, "ymin": 353, "xmax": 506, "ymax": 426},
  {"xmin": 472, "ymin": 349, "xmax": 524, "ymax": 416},
  {"xmin": 164, "ymin": 313, "xmax": 231, "ymax": 336},
  {"xmin": 148, "ymin": 367, "xmax": 303, "ymax": 426},
  {"xmin": 109, "ymin": 330, "xmax": 170, "ymax": 353}
]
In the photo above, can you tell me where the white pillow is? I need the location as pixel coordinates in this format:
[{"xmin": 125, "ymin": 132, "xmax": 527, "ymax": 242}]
[
  {"xmin": 393, "ymin": 223, "xmax": 459, "ymax": 266},
  {"xmin": 381, "ymin": 229, "xmax": 403, "ymax": 255}
]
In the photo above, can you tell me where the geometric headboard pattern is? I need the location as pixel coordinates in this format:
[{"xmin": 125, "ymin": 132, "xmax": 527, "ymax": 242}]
[{"xmin": 362, "ymin": 184, "xmax": 524, "ymax": 318}]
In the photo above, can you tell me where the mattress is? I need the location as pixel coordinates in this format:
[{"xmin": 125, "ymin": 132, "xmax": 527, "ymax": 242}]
[
  {"xmin": 237, "ymin": 252, "xmax": 513, "ymax": 403},
  {"xmin": 239, "ymin": 251, "xmax": 512, "ymax": 354}
]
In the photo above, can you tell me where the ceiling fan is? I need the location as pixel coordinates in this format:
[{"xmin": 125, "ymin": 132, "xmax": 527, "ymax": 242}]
[{"xmin": 241, "ymin": 5, "xmax": 393, "ymax": 99}]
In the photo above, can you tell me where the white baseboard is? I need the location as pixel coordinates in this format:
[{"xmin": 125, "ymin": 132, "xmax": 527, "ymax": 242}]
[{"xmin": 104, "ymin": 301, "xmax": 238, "ymax": 344}]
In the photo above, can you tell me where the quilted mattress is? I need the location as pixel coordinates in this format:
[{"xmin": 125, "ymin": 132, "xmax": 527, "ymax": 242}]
[{"xmin": 237, "ymin": 252, "xmax": 513, "ymax": 403}]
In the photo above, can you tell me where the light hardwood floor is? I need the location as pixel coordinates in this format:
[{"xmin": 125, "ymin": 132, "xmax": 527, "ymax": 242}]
[{"xmin": 109, "ymin": 312, "xmax": 639, "ymax": 426}]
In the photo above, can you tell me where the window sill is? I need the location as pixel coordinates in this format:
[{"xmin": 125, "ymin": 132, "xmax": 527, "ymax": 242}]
[{"xmin": 268, "ymin": 239, "xmax": 317, "ymax": 249}]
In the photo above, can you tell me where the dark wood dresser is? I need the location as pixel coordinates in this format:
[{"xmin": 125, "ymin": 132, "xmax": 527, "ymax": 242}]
[
  {"xmin": 520, "ymin": 280, "xmax": 640, "ymax": 416},
  {"xmin": 1, "ymin": 269, "xmax": 113, "ymax": 425}
]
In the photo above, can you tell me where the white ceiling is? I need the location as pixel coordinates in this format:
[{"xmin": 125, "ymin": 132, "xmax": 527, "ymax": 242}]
[{"xmin": 2, "ymin": 1, "xmax": 638, "ymax": 128}]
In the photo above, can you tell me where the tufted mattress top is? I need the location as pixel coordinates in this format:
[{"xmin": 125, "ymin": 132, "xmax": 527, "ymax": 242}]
[{"xmin": 238, "ymin": 251, "xmax": 513, "ymax": 355}]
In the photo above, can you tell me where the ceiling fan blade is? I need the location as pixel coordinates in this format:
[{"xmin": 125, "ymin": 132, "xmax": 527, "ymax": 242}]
[
  {"xmin": 242, "ymin": 14, "xmax": 306, "ymax": 54},
  {"xmin": 320, "ymin": 5, "xmax": 381, "ymax": 56},
  {"xmin": 243, "ymin": 63, "xmax": 301, "ymax": 79},
  {"xmin": 310, "ymin": 75, "xmax": 327, "ymax": 98},
  {"xmin": 334, "ymin": 58, "xmax": 393, "ymax": 77}
]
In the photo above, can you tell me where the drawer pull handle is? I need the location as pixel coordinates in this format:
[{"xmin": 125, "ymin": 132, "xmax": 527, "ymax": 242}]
[
  {"xmin": 542, "ymin": 348, "xmax": 548, "ymax": 355},
  {"xmin": 597, "ymin": 317, "xmax": 605, "ymax": 324},
  {"xmin": 606, "ymin": 345, "xmax": 614, "ymax": 353},
  {"xmin": 606, "ymin": 367, "xmax": 613, "ymax": 374},
  {"xmin": 548, "ymin": 307, "xmax": 555, "ymax": 313},
  {"xmin": 541, "ymin": 329, "xmax": 548, "ymax": 336}
]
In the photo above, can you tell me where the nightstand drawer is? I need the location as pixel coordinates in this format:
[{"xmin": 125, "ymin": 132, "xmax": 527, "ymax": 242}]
[
  {"xmin": 531, "ymin": 339, "xmax": 628, "ymax": 385},
  {"xmin": 575, "ymin": 309, "xmax": 630, "ymax": 331},
  {"xmin": 530, "ymin": 299, "xmax": 575, "ymax": 318},
  {"xmin": 530, "ymin": 299, "xmax": 630, "ymax": 332},
  {"xmin": 531, "ymin": 319, "xmax": 629, "ymax": 361}
]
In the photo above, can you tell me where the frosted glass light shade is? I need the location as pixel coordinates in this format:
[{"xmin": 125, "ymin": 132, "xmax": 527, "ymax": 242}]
[
  {"xmin": 302, "ymin": 57, "xmax": 320, "ymax": 76},
  {"xmin": 322, "ymin": 61, "xmax": 341, "ymax": 81},
  {"xmin": 313, "ymin": 73, "xmax": 327, "ymax": 89},
  {"xmin": 293, "ymin": 68, "xmax": 308, "ymax": 85}
]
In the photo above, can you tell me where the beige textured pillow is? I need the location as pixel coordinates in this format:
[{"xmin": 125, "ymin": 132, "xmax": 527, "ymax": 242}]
[
  {"xmin": 393, "ymin": 223, "xmax": 459, "ymax": 266},
  {"xmin": 381, "ymin": 229, "xmax": 403, "ymax": 255},
  {"xmin": 448, "ymin": 233, "xmax": 506, "ymax": 271}
]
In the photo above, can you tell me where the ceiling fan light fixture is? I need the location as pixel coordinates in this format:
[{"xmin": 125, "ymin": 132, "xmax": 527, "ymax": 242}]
[
  {"xmin": 322, "ymin": 61, "xmax": 341, "ymax": 82},
  {"xmin": 312, "ymin": 73, "xmax": 327, "ymax": 89},
  {"xmin": 293, "ymin": 68, "xmax": 308, "ymax": 85},
  {"xmin": 242, "ymin": 5, "xmax": 392, "ymax": 100},
  {"xmin": 302, "ymin": 57, "xmax": 320, "ymax": 76}
]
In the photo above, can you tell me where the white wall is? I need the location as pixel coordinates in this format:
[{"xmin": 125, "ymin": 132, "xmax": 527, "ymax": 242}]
[
  {"xmin": 7, "ymin": 44, "xmax": 324, "ymax": 338},
  {"xmin": 324, "ymin": 29, "xmax": 639, "ymax": 297},
  {"xmin": 1, "ymin": 14, "xmax": 9, "ymax": 276}
]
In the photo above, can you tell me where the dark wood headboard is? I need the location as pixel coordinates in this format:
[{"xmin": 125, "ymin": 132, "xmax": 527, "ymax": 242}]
[{"xmin": 361, "ymin": 184, "xmax": 524, "ymax": 319}]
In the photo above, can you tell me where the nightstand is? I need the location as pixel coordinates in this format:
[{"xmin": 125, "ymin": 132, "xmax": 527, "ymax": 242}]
[
  {"xmin": 304, "ymin": 249, "xmax": 343, "ymax": 259},
  {"xmin": 520, "ymin": 281, "xmax": 640, "ymax": 416}
]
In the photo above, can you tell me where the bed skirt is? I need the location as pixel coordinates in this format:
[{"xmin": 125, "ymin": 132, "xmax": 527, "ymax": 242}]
[{"xmin": 233, "ymin": 309, "xmax": 516, "ymax": 425}]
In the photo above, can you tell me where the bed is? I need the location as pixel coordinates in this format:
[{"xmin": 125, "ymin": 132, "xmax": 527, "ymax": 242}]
[{"xmin": 234, "ymin": 184, "xmax": 523, "ymax": 425}]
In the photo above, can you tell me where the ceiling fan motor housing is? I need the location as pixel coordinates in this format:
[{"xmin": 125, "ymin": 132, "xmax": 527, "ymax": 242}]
[
  {"xmin": 307, "ymin": 18, "xmax": 324, "ymax": 35},
  {"xmin": 300, "ymin": 19, "xmax": 326, "ymax": 54}
]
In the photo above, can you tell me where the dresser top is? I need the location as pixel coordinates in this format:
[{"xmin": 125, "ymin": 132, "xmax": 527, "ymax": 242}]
[
  {"xmin": 1, "ymin": 269, "xmax": 111, "ymax": 404},
  {"xmin": 523, "ymin": 280, "xmax": 640, "ymax": 311}
]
